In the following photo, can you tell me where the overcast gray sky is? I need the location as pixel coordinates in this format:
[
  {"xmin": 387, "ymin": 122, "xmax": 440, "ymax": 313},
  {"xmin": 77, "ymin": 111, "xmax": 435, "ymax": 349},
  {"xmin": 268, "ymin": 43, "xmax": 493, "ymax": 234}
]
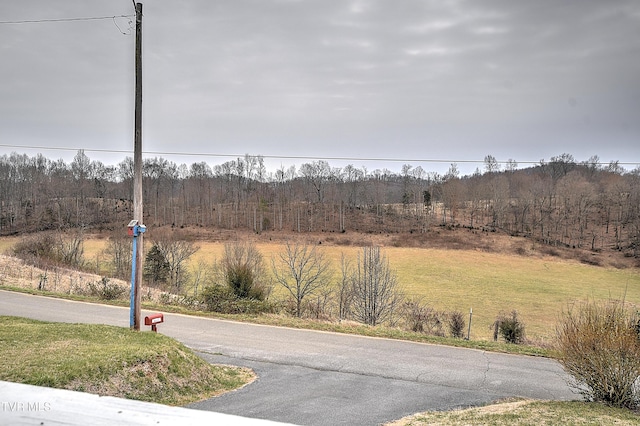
[{"xmin": 1, "ymin": 0, "xmax": 639, "ymax": 175}]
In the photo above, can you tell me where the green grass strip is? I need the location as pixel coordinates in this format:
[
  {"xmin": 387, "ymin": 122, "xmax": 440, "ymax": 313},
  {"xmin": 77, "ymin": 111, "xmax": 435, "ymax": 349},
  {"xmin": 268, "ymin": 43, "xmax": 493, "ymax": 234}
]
[{"xmin": 0, "ymin": 316, "xmax": 253, "ymax": 405}]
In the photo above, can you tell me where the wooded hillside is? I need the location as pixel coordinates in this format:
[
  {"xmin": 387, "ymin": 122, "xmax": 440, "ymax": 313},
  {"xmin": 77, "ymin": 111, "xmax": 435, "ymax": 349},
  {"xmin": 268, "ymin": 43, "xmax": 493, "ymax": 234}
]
[{"xmin": 1, "ymin": 151, "xmax": 638, "ymax": 260}]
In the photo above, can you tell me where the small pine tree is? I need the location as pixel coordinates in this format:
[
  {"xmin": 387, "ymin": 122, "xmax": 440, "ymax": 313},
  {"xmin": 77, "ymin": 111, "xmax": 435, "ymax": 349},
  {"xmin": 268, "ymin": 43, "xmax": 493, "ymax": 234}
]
[
  {"xmin": 143, "ymin": 244, "xmax": 170, "ymax": 285},
  {"xmin": 494, "ymin": 311, "xmax": 525, "ymax": 344},
  {"xmin": 448, "ymin": 311, "xmax": 466, "ymax": 338}
]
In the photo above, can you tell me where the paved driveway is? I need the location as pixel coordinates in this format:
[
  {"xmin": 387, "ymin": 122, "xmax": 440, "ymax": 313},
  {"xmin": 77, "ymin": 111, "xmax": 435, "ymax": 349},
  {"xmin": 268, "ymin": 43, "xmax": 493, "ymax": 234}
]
[{"xmin": 0, "ymin": 290, "xmax": 577, "ymax": 425}]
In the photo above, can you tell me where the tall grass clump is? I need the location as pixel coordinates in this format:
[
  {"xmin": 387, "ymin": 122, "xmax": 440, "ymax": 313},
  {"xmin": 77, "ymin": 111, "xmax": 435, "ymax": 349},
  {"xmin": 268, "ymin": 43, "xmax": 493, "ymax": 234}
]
[
  {"xmin": 221, "ymin": 241, "xmax": 270, "ymax": 301},
  {"xmin": 556, "ymin": 299, "xmax": 640, "ymax": 409}
]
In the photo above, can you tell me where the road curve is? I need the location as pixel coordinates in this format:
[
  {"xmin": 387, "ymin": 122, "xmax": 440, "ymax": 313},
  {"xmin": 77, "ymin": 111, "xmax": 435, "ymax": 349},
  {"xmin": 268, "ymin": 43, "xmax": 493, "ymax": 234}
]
[{"xmin": 0, "ymin": 290, "xmax": 577, "ymax": 425}]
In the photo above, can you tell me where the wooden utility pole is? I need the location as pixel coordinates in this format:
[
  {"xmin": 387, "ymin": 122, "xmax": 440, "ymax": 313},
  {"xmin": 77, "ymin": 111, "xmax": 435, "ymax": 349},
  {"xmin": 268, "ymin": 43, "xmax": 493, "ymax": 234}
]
[{"xmin": 133, "ymin": 2, "xmax": 143, "ymax": 330}]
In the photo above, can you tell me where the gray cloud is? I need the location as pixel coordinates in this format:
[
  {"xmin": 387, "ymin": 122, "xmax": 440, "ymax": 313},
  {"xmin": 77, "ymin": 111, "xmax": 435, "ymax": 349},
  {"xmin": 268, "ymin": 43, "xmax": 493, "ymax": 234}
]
[{"xmin": 1, "ymin": 0, "xmax": 639, "ymax": 173}]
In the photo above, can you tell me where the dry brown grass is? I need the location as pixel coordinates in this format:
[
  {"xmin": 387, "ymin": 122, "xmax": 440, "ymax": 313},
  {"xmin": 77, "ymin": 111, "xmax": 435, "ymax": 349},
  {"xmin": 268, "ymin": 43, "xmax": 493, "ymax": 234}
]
[
  {"xmin": 385, "ymin": 399, "xmax": 640, "ymax": 426},
  {"xmin": 2, "ymin": 228, "xmax": 639, "ymax": 342},
  {"xmin": 0, "ymin": 254, "xmax": 168, "ymax": 302},
  {"xmin": 387, "ymin": 400, "xmax": 533, "ymax": 426}
]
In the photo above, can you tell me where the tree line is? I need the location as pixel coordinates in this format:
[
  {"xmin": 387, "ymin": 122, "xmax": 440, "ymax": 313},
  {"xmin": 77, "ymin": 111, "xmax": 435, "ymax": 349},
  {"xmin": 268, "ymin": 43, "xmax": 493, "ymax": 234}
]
[{"xmin": 1, "ymin": 150, "xmax": 638, "ymax": 257}]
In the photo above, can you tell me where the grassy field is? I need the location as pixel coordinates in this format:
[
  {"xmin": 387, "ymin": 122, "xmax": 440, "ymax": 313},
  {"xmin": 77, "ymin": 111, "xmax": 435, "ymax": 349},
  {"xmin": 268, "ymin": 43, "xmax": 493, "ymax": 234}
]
[
  {"xmin": 387, "ymin": 247, "xmax": 640, "ymax": 342},
  {"xmin": 185, "ymin": 241, "xmax": 640, "ymax": 342},
  {"xmin": 0, "ymin": 316, "xmax": 253, "ymax": 405},
  {"xmin": 3, "ymin": 234, "xmax": 639, "ymax": 342},
  {"xmin": 0, "ymin": 237, "xmax": 18, "ymax": 254}
]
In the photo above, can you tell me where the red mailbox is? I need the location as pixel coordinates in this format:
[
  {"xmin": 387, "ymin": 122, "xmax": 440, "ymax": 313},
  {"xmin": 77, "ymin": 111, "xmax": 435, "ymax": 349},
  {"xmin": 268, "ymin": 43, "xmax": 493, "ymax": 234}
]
[{"xmin": 144, "ymin": 313, "xmax": 164, "ymax": 332}]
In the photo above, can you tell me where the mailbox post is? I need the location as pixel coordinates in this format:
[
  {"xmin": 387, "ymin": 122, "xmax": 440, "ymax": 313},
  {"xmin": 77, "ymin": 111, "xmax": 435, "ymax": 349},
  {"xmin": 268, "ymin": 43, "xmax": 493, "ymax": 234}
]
[
  {"xmin": 128, "ymin": 220, "xmax": 146, "ymax": 329},
  {"xmin": 144, "ymin": 313, "xmax": 164, "ymax": 332}
]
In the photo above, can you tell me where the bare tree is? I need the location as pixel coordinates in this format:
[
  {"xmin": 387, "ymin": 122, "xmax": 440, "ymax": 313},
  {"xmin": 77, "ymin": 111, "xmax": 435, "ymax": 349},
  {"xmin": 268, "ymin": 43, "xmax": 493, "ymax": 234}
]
[
  {"xmin": 505, "ymin": 159, "xmax": 518, "ymax": 172},
  {"xmin": 271, "ymin": 241, "xmax": 333, "ymax": 317},
  {"xmin": 151, "ymin": 230, "xmax": 199, "ymax": 292},
  {"xmin": 337, "ymin": 252, "xmax": 355, "ymax": 320},
  {"xmin": 484, "ymin": 155, "xmax": 501, "ymax": 174},
  {"xmin": 299, "ymin": 160, "xmax": 331, "ymax": 203},
  {"xmin": 486, "ymin": 174, "xmax": 510, "ymax": 230},
  {"xmin": 441, "ymin": 175, "xmax": 466, "ymax": 225},
  {"xmin": 190, "ymin": 258, "xmax": 214, "ymax": 297},
  {"xmin": 56, "ymin": 227, "xmax": 85, "ymax": 268},
  {"xmin": 104, "ymin": 229, "xmax": 132, "ymax": 279},
  {"xmin": 350, "ymin": 246, "xmax": 401, "ymax": 326},
  {"xmin": 556, "ymin": 171, "xmax": 596, "ymax": 248},
  {"xmin": 70, "ymin": 150, "xmax": 91, "ymax": 224}
]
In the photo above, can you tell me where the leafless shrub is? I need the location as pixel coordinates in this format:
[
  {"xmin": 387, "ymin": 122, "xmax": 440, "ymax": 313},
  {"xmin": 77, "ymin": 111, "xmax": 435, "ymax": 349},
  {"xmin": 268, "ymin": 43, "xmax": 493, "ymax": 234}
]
[
  {"xmin": 556, "ymin": 299, "xmax": 640, "ymax": 409},
  {"xmin": 87, "ymin": 277, "xmax": 127, "ymax": 300},
  {"xmin": 303, "ymin": 288, "xmax": 334, "ymax": 320},
  {"xmin": 13, "ymin": 230, "xmax": 85, "ymax": 269},
  {"xmin": 541, "ymin": 247, "xmax": 560, "ymax": 257},
  {"xmin": 12, "ymin": 233, "xmax": 57, "ymax": 265},
  {"xmin": 403, "ymin": 298, "xmax": 444, "ymax": 336},
  {"xmin": 611, "ymin": 261, "xmax": 629, "ymax": 270},
  {"xmin": 158, "ymin": 292, "xmax": 201, "ymax": 309},
  {"xmin": 514, "ymin": 245, "xmax": 528, "ymax": 256},
  {"xmin": 56, "ymin": 229, "xmax": 85, "ymax": 268},
  {"xmin": 579, "ymin": 254, "xmax": 602, "ymax": 266},
  {"xmin": 335, "ymin": 238, "xmax": 351, "ymax": 246}
]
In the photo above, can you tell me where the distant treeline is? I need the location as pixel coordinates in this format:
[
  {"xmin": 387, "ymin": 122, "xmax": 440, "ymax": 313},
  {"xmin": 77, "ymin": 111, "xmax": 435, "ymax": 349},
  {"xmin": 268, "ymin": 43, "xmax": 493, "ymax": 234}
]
[{"xmin": 1, "ymin": 151, "xmax": 638, "ymax": 257}]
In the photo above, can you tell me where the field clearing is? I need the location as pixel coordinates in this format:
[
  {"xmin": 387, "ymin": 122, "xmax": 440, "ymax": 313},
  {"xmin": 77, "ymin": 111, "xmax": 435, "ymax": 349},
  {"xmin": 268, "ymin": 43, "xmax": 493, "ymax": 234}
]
[
  {"xmin": 3, "ymin": 235, "xmax": 639, "ymax": 342},
  {"xmin": 183, "ymin": 241, "xmax": 640, "ymax": 341},
  {"xmin": 387, "ymin": 248, "xmax": 640, "ymax": 342}
]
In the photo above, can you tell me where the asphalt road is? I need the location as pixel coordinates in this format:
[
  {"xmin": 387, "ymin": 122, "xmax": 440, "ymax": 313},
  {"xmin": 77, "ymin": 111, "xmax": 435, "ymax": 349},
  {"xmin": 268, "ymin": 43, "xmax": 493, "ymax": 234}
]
[{"xmin": 0, "ymin": 290, "xmax": 578, "ymax": 425}]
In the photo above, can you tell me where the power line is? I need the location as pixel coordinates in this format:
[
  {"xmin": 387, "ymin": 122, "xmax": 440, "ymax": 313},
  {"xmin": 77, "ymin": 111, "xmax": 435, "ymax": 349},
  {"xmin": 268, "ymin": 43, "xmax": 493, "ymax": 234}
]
[
  {"xmin": 1, "ymin": 143, "xmax": 638, "ymax": 167},
  {"xmin": 0, "ymin": 15, "xmax": 134, "ymax": 25},
  {"xmin": 0, "ymin": 143, "xmax": 515, "ymax": 164}
]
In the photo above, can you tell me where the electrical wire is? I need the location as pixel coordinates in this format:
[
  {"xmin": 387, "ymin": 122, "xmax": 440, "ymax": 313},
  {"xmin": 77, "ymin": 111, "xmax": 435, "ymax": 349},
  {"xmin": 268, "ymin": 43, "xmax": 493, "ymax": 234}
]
[
  {"xmin": 0, "ymin": 15, "xmax": 134, "ymax": 25},
  {"xmin": 112, "ymin": 15, "xmax": 134, "ymax": 35},
  {"xmin": 0, "ymin": 143, "xmax": 637, "ymax": 168}
]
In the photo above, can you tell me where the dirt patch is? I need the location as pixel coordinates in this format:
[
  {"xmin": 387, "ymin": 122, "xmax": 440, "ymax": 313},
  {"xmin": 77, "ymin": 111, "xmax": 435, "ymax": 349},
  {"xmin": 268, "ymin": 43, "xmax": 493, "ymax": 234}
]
[{"xmin": 470, "ymin": 399, "xmax": 534, "ymax": 414}]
